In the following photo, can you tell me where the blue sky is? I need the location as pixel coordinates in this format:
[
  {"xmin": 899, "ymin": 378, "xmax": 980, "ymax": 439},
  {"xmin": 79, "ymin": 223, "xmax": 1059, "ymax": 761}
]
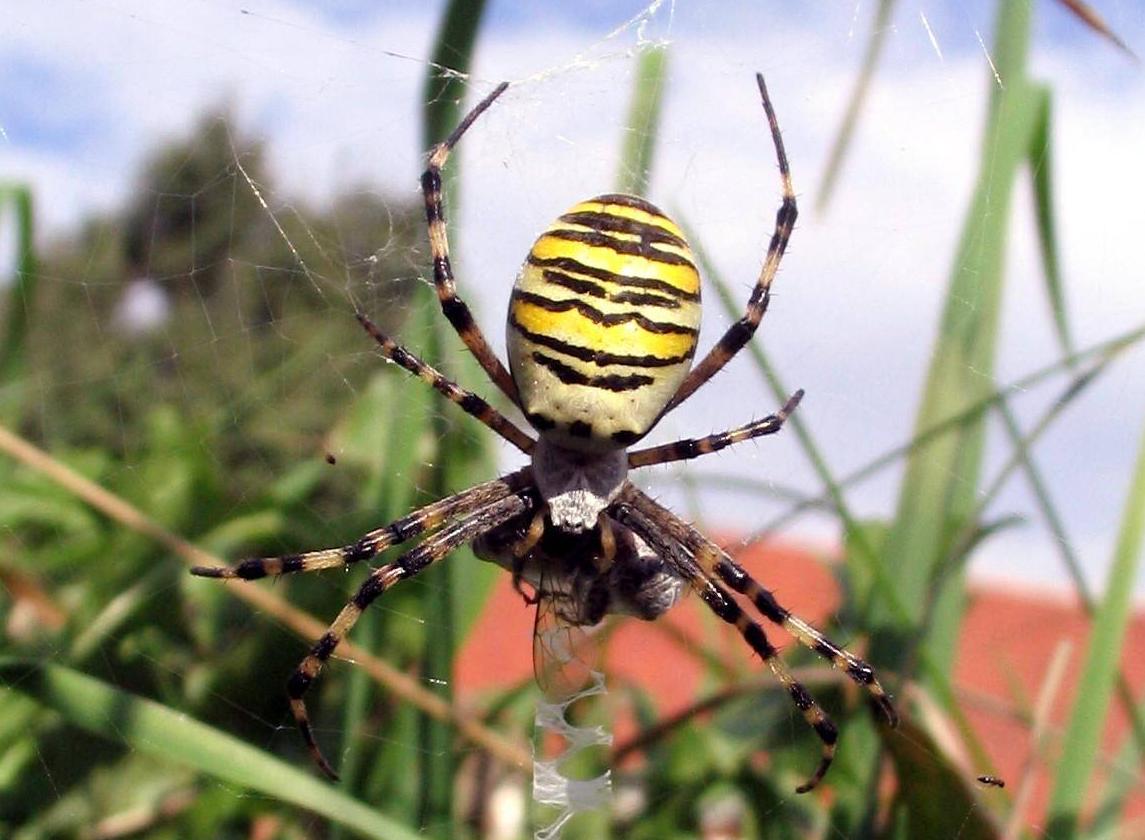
[{"xmin": 3, "ymin": 0, "xmax": 1144, "ymax": 597}]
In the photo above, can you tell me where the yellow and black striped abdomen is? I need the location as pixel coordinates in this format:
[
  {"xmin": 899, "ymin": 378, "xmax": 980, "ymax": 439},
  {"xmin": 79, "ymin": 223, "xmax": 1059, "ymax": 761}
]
[{"xmin": 508, "ymin": 194, "xmax": 701, "ymax": 451}]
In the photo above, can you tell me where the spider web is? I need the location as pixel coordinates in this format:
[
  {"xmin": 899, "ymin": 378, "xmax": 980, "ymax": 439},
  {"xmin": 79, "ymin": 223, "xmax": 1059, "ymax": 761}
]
[{"xmin": 3, "ymin": 1, "xmax": 1145, "ymax": 837}]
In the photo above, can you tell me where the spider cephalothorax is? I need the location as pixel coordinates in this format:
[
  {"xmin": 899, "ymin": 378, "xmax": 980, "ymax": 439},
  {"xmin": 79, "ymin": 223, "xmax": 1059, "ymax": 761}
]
[{"xmin": 193, "ymin": 74, "xmax": 897, "ymax": 794}]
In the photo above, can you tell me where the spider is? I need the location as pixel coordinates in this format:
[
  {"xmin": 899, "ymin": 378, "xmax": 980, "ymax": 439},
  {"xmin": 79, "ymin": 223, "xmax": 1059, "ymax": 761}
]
[{"xmin": 192, "ymin": 73, "xmax": 898, "ymax": 794}]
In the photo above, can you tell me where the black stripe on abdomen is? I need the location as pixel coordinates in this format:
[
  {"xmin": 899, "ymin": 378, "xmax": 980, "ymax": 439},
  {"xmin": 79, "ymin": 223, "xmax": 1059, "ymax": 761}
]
[
  {"xmin": 509, "ymin": 315, "xmax": 694, "ymax": 368},
  {"xmin": 527, "ymin": 256, "xmax": 699, "ymax": 302},
  {"xmin": 530, "ymin": 352, "xmax": 655, "ymax": 392},
  {"xmin": 511, "ymin": 290, "xmax": 697, "ymax": 335},
  {"xmin": 544, "ymin": 228, "xmax": 693, "ymax": 266},
  {"xmin": 557, "ymin": 211, "xmax": 689, "ymax": 250},
  {"xmin": 540, "ymin": 269, "xmax": 681, "ymax": 310}
]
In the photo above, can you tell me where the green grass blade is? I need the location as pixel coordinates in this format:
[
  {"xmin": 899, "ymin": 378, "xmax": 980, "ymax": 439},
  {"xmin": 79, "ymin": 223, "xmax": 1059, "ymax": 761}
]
[
  {"xmin": 1027, "ymin": 86, "xmax": 1073, "ymax": 357},
  {"xmin": 920, "ymin": 355, "xmax": 1110, "ymax": 618},
  {"xmin": 0, "ymin": 659, "xmax": 421, "ymax": 840},
  {"xmin": 997, "ymin": 397, "xmax": 1145, "ymax": 758},
  {"xmin": 1090, "ymin": 694, "xmax": 1145, "ymax": 838},
  {"xmin": 336, "ymin": 607, "xmax": 376, "ymax": 811},
  {"xmin": 616, "ymin": 45, "xmax": 670, "ymax": 197},
  {"xmin": 1046, "ymin": 416, "xmax": 1145, "ymax": 836},
  {"xmin": 418, "ymin": 298, "xmax": 459, "ymax": 835},
  {"xmin": 889, "ymin": 357, "xmax": 1113, "ymax": 788},
  {"xmin": 420, "ymin": 3, "xmax": 491, "ymax": 830},
  {"xmin": 883, "ymin": 717, "xmax": 1001, "ymax": 839},
  {"xmin": 814, "ymin": 0, "xmax": 896, "ymax": 213},
  {"xmin": 0, "ymin": 185, "xmax": 37, "ymax": 413},
  {"xmin": 422, "ymin": 0, "xmax": 489, "ymax": 149},
  {"xmin": 873, "ymin": 0, "xmax": 1040, "ymax": 674}
]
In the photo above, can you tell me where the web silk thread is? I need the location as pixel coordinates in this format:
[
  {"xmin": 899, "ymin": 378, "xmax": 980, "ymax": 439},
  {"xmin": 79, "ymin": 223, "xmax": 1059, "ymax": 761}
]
[{"xmin": 532, "ymin": 669, "xmax": 612, "ymax": 840}]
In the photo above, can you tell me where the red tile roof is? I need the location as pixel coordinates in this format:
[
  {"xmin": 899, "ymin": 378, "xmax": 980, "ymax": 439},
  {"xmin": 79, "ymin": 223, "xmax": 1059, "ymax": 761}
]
[{"xmin": 456, "ymin": 540, "xmax": 1145, "ymax": 827}]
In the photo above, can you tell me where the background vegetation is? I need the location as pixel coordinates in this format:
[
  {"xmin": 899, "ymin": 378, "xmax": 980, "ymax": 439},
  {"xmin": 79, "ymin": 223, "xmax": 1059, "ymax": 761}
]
[{"xmin": 1, "ymin": 1, "xmax": 1142, "ymax": 838}]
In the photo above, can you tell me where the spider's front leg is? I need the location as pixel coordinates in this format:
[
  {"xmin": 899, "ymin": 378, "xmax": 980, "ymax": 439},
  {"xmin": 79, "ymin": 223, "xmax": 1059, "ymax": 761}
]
[
  {"xmin": 666, "ymin": 73, "xmax": 797, "ymax": 413},
  {"xmin": 190, "ymin": 472, "xmax": 531, "ymax": 581},
  {"xmin": 420, "ymin": 81, "xmax": 520, "ymax": 406}
]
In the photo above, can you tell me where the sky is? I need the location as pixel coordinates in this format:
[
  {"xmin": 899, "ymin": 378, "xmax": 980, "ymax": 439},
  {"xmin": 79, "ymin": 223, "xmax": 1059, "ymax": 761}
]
[{"xmin": 3, "ymin": 0, "xmax": 1145, "ymax": 598}]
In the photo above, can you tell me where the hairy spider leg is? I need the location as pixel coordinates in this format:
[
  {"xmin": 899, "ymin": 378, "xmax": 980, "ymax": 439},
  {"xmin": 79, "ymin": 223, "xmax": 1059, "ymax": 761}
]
[
  {"xmin": 190, "ymin": 469, "xmax": 531, "ymax": 580},
  {"xmin": 421, "ymin": 81, "xmax": 521, "ymax": 406},
  {"xmin": 665, "ymin": 73, "xmax": 797, "ymax": 413},
  {"xmin": 356, "ymin": 312, "xmax": 534, "ymax": 454},
  {"xmin": 628, "ymin": 390, "xmax": 802, "ymax": 468},
  {"xmin": 614, "ymin": 501, "xmax": 837, "ymax": 793},
  {"xmin": 286, "ymin": 491, "xmax": 535, "ymax": 779},
  {"xmin": 620, "ymin": 486, "xmax": 898, "ymax": 727}
]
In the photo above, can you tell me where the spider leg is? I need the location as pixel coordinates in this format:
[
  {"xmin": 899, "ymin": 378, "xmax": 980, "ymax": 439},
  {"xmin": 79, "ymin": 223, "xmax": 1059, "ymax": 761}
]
[
  {"xmin": 665, "ymin": 73, "xmax": 796, "ymax": 413},
  {"xmin": 715, "ymin": 554, "xmax": 898, "ymax": 727},
  {"xmin": 287, "ymin": 490, "xmax": 535, "ymax": 780},
  {"xmin": 621, "ymin": 485, "xmax": 898, "ymax": 727},
  {"xmin": 613, "ymin": 500, "xmax": 836, "ymax": 793},
  {"xmin": 356, "ymin": 312, "xmax": 534, "ymax": 454},
  {"xmin": 629, "ymin": 390, "xmax": 802, "ymax": 468},
  {"xmin": 421, "ymin": 81, "xmax": 521, "ymax": 407},
  {"xmin": 190, "ymin": 469, "xmax": 531, "ymax": 580}
]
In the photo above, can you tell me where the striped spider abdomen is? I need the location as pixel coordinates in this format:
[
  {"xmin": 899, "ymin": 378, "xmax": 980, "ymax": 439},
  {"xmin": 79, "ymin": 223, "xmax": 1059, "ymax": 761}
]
[{"xmin": 508, "ymin": 194, "xmax": 702, "ymax": 452}]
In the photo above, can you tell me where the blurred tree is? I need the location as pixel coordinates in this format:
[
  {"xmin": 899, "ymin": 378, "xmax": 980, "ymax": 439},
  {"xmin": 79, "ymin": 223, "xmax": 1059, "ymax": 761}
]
[
  {"xmin": 27, "ymin": 107, "xmax": 423, "ymax": 489},
  {"xmin": 122, "ymin": 110, "xmax": 265, "ymax": 299}
]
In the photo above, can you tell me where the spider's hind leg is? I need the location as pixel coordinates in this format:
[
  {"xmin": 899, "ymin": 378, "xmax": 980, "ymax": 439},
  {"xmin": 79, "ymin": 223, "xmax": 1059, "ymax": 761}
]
[
  {"xmin": 698, "ymin": 576, "xmax": 838, "ymax": 794},
  {"xmin": 287, "ymin": 491, "xmax": 534, "ymax": 779},
  {"xmin": 613, "ymin": 499, "xmax": 838, "ymax": 794},
  {"xmin": 621, "ymin": 486, "xmax": 898, "ymax": 728},
  {"xmin": 715, "ymin": 554, "xmax": 898, "ymax": 727}
]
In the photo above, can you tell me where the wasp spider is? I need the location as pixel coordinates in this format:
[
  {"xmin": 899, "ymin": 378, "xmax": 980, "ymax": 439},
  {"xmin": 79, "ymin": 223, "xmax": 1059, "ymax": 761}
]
[{"xmin": 193, "ymin": 73, "xmax": 898, "ymax": 794}]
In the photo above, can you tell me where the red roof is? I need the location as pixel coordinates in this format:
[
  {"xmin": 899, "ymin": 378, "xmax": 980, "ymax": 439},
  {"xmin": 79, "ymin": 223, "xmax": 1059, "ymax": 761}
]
[{"xmin": 457, "ymin": 540, "xmax": 1145, "ymax": 827}]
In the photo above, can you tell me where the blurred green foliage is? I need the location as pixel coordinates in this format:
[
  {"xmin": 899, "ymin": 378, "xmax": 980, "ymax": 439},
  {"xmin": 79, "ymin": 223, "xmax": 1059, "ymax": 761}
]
[
  {"xmin": 0, "ymin": 96, "xmax": 497, "ymax": 836},
  {"xmin": 24, "ymin": 108, "xmax": 424, "ymax": 475}
]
